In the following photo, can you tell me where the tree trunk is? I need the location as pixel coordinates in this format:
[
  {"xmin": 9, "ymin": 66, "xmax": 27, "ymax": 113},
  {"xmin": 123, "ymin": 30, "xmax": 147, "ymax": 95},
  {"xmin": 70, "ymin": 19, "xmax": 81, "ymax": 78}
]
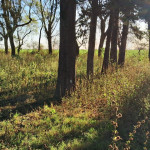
[
  {"xmin": 4, "ymin": 36, "xmax": 8, "ymax": 54},
  {"xmin": 98, "ymin": 19, "xmax": 106, "ymax": 57},
  {"xmin": 54, "ymin": 0, "xmax": 76, "ymax": 99},
  {"xmin": 87, "ymin": 0, "xmax": 98, "ymax": 78},
  {"xmin": 48, "ymin": 35, "xmax": 52, "ymax": 54},
  {"xmin": 148, "ymin": 21, "xmax": 150, "ymax": 61},
  {"xmin": 98, "ymin": 33, "xmax": 106, "ymax": 57},
  {"xmin": 38, "ymin": 24, "xmax": 43, "ymax": 52},
  {"xmin": 17, "ymin": 45, "xmax": 21, "ymax": 55},
  {"xmin": 118, "ymin": 21, "xmax": 129, "ymax": 66},
  {"xmin": 75, "ymin": 40, "xmax": 79, "ymax": 56},
  {"xmin": 110, "ymin": 9, "xmax": 119, "ymax": 64},
  {"xmin": 101, "ymin": 13, "xmax": 114, "ymax": 74},
  {"xmin": 9, "ymin": 34, "xmax": 16, "ymax": 56}
]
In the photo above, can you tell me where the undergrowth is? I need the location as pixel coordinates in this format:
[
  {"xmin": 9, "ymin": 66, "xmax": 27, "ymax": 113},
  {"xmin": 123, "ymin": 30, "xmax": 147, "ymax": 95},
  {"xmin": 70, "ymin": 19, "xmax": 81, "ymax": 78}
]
[{"xmin": 0, "ymin": 50, "xmax": 150, "ymax": 149}]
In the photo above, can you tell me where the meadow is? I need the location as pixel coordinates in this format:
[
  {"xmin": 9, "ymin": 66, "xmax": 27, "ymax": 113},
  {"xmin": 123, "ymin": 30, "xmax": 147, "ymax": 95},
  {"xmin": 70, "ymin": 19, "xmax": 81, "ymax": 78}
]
[{"xmin": 0, "ymin": 49, "xmax": 150, "ymax": 150}]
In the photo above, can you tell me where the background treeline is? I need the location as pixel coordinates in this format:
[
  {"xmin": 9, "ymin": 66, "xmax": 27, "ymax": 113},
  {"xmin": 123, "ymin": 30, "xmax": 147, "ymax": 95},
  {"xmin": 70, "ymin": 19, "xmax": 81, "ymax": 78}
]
[
  {"xmin": 0, "ymin": 0, "xmax": 150, "ymax": 98},
  {"xmin": 1, "ymin": 1, "xmax": 150, "ymax": 149}
]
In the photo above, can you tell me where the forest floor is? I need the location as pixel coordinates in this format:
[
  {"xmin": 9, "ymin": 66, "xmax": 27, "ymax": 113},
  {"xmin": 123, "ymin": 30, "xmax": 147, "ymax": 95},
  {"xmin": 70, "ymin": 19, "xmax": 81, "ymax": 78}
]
[{"xmin": 0, "ymin": 50, "xmax": 150, "ymax": 150}]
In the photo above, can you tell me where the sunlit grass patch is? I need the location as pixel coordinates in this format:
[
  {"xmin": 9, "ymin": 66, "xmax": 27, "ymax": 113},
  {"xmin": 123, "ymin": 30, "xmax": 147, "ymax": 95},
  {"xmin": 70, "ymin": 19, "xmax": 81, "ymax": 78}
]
[{"xmin": 0, "ymin": 50, "xmax": 150, "ymax": 149}]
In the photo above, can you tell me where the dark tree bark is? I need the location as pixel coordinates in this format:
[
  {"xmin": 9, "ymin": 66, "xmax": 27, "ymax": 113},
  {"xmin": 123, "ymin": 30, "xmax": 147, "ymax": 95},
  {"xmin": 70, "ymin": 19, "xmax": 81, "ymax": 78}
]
[
  {"xmin": 54, "ymin": 0, "xmax": 76, "ymax": 99},
  {"xmin": 48, "ymin": 34, "xmax": 52, "ymax": 54},
  {"xmin": 87, "ymin": 0, "xmax": 98, "ymax": 78},
  {"xmin": 101, "ymin": 13, "xmax": 114, "ymax": 74},
  {"xmin": 110, "ymin": 9, "xmax": 119, "ymax": 64},
  {"xmin": 38, "ymin": 24, "xmax": 43, "ymax": 52},
  {"xmin": 98, "ymin": 19, "xmax": 107, "ymax": 57},
  {"xmin": 9, "ymin": 33, "xmax": 16, "ymax": 56},
  {"xmin": 4, "ymin": 36, "xmax": 8, "ymax": 54},
  {"xmin": 98, "ymin": 33, "xmax": 106, "ymax": 57},
  {"xmin": 148, "ymin": 21, "xmax": 150, "ymax": 61},
  {"xmin": 118, "ymin": 21, "xmax": 129, "ymax": 66},
  {"xmin": 17, "ymin": 46, "xmax": 21, "ymax": 55},
  {"xmin": 75, "ymin": 40, "xmax": 79, "ymax": 57}
]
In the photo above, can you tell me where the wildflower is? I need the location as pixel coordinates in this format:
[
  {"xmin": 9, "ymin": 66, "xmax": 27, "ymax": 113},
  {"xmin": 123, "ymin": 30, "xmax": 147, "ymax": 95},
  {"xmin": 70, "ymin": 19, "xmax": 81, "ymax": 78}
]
[
  {"xmin": 112, "ymin": 100, "xmax": 116, "ymax": 105},
  {"xmin": 113, "ymin": 136, "xmax": 122, "ymax": 141},
  {"xmin": 115, "ymin": 107, "xmax": 119, "ymax": 112},
  {"xmin": 146, "ymin": 131, "xmax": 149, "ymax": 136},
  {"xmin": 109, "ymin": 144, "xmax": 113, "ymax": 149},
  {"xmin": 111, "ymin": 121, "xmax": 118, "ymax": 127},
  {"xmin": 114, "ymin": 130, "xmax": 118, "ymax": 134},
  {"xmin": 116, "ymin": 136, "xmax": 122, "ymax": 140},
  {"xmin": 129, "ymin": 137, "xmax": 133, "ymax": 141},
  {"xmin": 116, "ymin": 113, "xmax": 122, "ymax": 119},
  {"xmin": 133, "ymin": 130, "xmax": 136, "ymax": 134},
  {"xmin": 113, "ymin": 143, "xmax": 119, "ymax": 150},
  {"xmin": 137, "ymin": 121, "xmax": 141, "ymax": 126}
]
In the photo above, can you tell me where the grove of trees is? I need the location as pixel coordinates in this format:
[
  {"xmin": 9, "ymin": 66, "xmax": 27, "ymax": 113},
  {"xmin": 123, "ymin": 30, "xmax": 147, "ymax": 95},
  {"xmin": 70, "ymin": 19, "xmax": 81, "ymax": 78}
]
[{"xmin": 0, "ymin": 0, "xmax": 150, "ymax": 98}]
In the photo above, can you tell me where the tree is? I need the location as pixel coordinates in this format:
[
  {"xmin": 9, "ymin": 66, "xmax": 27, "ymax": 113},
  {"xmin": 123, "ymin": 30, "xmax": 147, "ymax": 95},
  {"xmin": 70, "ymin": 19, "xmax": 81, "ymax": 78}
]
[
  {"xmin": 110, "ymin": 3, "xmax": 119, "ymax": 64},
  {"xmin": 15, "ymin": 27, "xmax": 31, "ymax": 55},
  {"xmin": 87, "ymin": 0, "xmax": 98, "ymax": 78},
  {"xmin": 118, "ymin": 20, "xmax": 129, "ymax": 66},
  {"xmin": 98, "ymin": 0, "xmax": 109, "ymax": 57},
  {"xmin": 118, "ymin": 0, "xmax": 138, "ymax": 66},
  {"xmin": 138, "ymin": 0, "xmax": 150, "ymax": 60},
  {"xmin": 0, "ymin": 23, "xmax": 9, "ymax": 54},
  {"xmin": 148, "ymin": 21, "xmax": 150, "ymax": 60},
  {"xmin": 129, "ymin": 24, "xmax": 147, "ymax": 54},
  {"xmin": 0, "ymin": 3, "xmax": 8, "ymax": 54},
  {"xmin": 38, "ymin": 23, "xmax": 43, "ymax": 52},
  {"xmin": 101, "ymin": 12, "xmax": 114, "ymax": 73},
  {"xmin": 76, "ymin": 0, "xmax": 90, "ymax": 54},
  {"xmin": 34, "ymin": 0, "xmax": 59, "ymax": 54},
  {"xmin": 54, "ymin": 0, "xmax": 76, "ymax": 98},
  {"xmin": 1, "ymin": 0, "xmax": 32, "ymax": 56}
]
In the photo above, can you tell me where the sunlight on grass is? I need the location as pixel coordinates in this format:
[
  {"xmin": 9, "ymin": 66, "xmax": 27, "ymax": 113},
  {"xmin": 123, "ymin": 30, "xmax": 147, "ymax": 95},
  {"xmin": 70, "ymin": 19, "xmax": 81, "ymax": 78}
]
[{"xmin": 0, "ymin": 50, "xmax": 150, "ymax": 149}]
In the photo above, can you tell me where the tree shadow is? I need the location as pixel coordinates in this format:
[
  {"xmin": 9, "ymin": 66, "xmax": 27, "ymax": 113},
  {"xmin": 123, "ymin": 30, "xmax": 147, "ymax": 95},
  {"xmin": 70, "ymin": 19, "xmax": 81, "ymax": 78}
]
[
  {"xmin": 73, "ymin": 78, "xmax": 150, "ymax": 150},
  {"xmin": 0, "ymin": 74, "xmax": 150, "ymax": 149},
  {"xmin": 0, "ymin": 82, "xmax": 58, "ymax": 121}
]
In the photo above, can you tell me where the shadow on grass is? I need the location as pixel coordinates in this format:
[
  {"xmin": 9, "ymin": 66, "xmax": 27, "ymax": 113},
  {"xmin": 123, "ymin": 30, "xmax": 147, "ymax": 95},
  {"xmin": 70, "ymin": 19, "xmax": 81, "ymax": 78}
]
[
  {"xmin": 0, "ymin": 82, "xmax": 58, "ymax": 121},
  {"xmin": 73, "ymin": 78, "xmax": 150, "ymax": 150},
  {"xmin": 0, "ymin": 75, "xmax": 150, "ymax": 149}
]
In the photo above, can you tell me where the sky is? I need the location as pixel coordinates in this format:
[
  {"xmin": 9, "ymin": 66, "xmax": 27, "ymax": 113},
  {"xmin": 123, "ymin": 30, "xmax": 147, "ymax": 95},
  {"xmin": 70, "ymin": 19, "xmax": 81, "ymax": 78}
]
[{"xmin": 0, "ymin": 18, "xmax": 148, "ymax": 51}]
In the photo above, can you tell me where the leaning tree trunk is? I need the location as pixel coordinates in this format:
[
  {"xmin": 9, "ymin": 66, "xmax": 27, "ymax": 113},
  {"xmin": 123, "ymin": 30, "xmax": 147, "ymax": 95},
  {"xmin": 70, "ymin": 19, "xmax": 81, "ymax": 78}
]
[
  {"xmin": 87, "ymin": 0, "xmax": 98, "ymax": 78},
  {"xmin": 118, "ymin": 21, "xmax": 129, "ymax": 66},
  {"xmin": 9, "ymin": 33, "xmax": 16, "ymax": 56},
  {"xmin": 98, "ymin": 33, "xmax": 106, "ymax": 57},
  {"xmin": 148, "ymin": 20, "xmax": 150, "ymax": 61},
  {"xmin": 110, "ymin": 9, "xmax": 119, "ymax": 64},
  {"xmin": 4, "ymin": 36, "xmax": 8, "ymax": 54},
  {"xmin": 101, "ymin": 13, "xmax": 114, "ymax": 74},
  {"xmin": 98, "ymin": 19, "xmax": 107, "ymax": 57},
  {"xmin": 38, "ymin": 24, "xmax": 43, "ymax": 52},
  {"xmin": 54, "ymin": 0, "xmax": 76, "ymax": 99}
]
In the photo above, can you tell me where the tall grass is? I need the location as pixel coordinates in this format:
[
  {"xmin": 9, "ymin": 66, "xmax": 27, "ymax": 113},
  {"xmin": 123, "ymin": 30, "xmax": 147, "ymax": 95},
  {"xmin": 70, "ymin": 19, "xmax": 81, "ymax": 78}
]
[{"xmin": 0, "ymin": 49, "xmax": 150, "ymax": 149}]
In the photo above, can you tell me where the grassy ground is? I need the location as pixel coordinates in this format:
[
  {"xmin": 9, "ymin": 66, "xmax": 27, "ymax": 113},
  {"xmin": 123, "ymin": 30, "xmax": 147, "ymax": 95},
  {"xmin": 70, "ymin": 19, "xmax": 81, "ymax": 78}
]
[{"xmin": 0, "ymin": 49, "xmax": 150, "ymax": 149}]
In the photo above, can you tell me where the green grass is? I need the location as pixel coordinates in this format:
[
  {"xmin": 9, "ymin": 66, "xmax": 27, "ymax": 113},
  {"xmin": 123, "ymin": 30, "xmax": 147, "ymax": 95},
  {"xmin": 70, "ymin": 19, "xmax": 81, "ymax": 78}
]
[{"xmin": 0, "ymin": 49, "xmax": 150, "ymax": 149}]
